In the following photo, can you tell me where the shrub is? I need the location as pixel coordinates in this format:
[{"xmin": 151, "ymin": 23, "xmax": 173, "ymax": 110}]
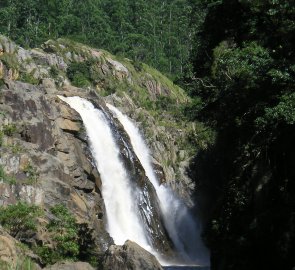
[
  {"xmin": 67, "ymin": 61, "xmax": 91, "ymax": 87},
  {"xmin": 19, "ymin": 73, "xmax": 39, "ymax": 85},
  {"xmin": 2, "ymin": 123, "xmax": 17, "ymax": 136},
  {"xmin": 35, "ymin": 204, "xmax": 79, "ymax": 265},
  {"xmin": 0, "ymin": 202, "xmax": 43, "ymax": 239},
  {"xmin": 35, "ymin": 204, "xmax": 98, "ymax": 266},
  {"xmin": 0, "ymin": 53, "xmax": 19, "ymax": 70},
  {"xmin": 49, "ymin": 66, "xmax": 59, "ymax": 79}
]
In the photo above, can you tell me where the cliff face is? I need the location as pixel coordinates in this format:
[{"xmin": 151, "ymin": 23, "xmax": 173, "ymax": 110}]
[
  {"xmin": 0, "ymin": 36, "xmax": 196, "ymax": 267},
  {"xmin": 0, "ymin": 35, "xmax": 197, "ymax": 203}
]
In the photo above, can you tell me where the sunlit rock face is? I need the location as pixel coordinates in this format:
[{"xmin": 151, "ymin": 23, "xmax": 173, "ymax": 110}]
[{"xmin": 0, "ymin": 36, "xmax": 205, "ymax": 267}]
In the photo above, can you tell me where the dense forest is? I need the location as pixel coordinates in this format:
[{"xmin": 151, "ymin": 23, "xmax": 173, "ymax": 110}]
[
  {"xmin": 0, "ymin": 0, "xmax": 192, "ymax": 77},
  {"xmin": 0, "ymin": 0, "xmax": 295, "ymax": 269},
  {"xmin": 184, "ymin": 1, "xmax": 295, "ymax": 270}
]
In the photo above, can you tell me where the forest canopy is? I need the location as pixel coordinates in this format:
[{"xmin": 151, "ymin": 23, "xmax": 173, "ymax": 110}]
[{"xmin": 0, "ymin": 0, "xmax": 192, "ymax": 78}]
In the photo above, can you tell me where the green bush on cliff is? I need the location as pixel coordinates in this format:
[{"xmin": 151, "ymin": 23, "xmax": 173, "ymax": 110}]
[
  {"xmin": 35, "ymin": 204, "xmax": 98, "ymax": 266},
  {"xmin": 67, "ymin": 62, "xmax": 92, "ymax": 88},
  {"xmin": 0, "ymin": 53, "xmax": 19, "ymax": 70},
  {"xmin": 19, "ymin": 73, "xmax": 39, "ymax": 85},
  {"xmin": 2, "ymin": 123, "xmax": 17, "ymax": 136},
  {"xmin": 0, "ymin": 202, "xmax": 43, "ymax": 239},
  {"xmin": 36, "ymin": 204, "xmax": 79, "ymax": 265}
]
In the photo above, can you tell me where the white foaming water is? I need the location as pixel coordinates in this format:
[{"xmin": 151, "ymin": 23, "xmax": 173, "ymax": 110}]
[
  {"xmin": 58, "ymin": 96, "xmax": 152, "ymax": 251},
  {"xmin": 107, "ymin": 104, "xmax": 210, "ymax": 265}
]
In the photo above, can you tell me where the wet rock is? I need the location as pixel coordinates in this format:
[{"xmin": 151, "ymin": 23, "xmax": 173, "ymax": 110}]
[{"xmin": 102, "ymin": 240, "xmax": 163, "ymax": 270}]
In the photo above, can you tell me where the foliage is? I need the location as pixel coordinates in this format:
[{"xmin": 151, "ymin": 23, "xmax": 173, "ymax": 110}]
[
  {"xmin": 0, "ymin": 257, "xmax": 36, "ymax": 270},
  {"xmin": 185, "ymin": 1, "xmax": 295, "ymax": 269},
  {"xmin": 0, "ymin": 0, "xmax": 193, "ymax": 77},
  {"xmin": 0, "ymin": 202, "xmax": 42, "ymax": 239},
  {"xmin": 49, "ymin": 66, "xmax": 59, "ymax": 79},
  {"xmin": 0, "ymin": 79, "xmax": 5, "ymax": 87},
  {"xmin": 0, "ymin": 53, "xmax": 19, "ymax": 70},
  {"xmin": 34, "ymin": 204, "xmax": 98, "ymax": 266},
  {"xmin": 66, "ymin": 61, "xmax": 91, "ymax": 88},
  {"xmin": 23, "ymin": 163, "xmax": 38, "ymax": 185},
  {"xmin": 7, "ymin": 143, "xmax": 23, "ymax": 154},
  {"xmin": 0, "ymin": 165, "xmax": 17, "ymax": 185},
  {"xmin": 2, "ymin": 124, "xmax": 17, "ymax": 136},
  {"xmin": 35, "ymin": 204, "xmax": 79, "ymax": 265},
  {"xmin": 19, "ymin": 73, "xmax": 39, "ymax": 85},
  {"xmin": 212, "ymin": 42, "xmax": 273, "ymax": 90},
  {"xmin": 256, "ymin": 92, "xmax": 295, "ymax": 128}
]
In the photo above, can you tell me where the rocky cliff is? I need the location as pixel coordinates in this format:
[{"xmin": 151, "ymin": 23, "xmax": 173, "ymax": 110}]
[{"xmin": 0, "ymin": 35, "xmax": 197, "ymax": 268}]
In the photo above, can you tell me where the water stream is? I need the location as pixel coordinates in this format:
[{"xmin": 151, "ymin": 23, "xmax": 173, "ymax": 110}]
[
  {"xmin": 58, "ymin": 96, "xmax": 152, "ymax": 251},
  {"xmin": 58, "ymin": 96, "xmax": 209, "ymax": 266},
  {"xmin": 107, "ymin": 104, "xmax": 209, "ymax": 266}
]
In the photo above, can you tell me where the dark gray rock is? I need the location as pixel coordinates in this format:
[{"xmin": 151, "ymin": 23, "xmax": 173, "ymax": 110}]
[{"xmin": 102, "ymin": 240, "xmax": 163, "ymax": 270}]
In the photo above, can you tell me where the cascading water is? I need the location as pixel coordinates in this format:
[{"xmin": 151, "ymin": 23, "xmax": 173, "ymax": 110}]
[
  {"xmin": 106, "ymin": 104, "xmax": 210, "ymax": 266},
  {"xmin": 58, "ymin": 95, "xmax": 209, "ymax": 266},
  {"xmin": 57, "ymin": 96, "xmax": 152, "ymax": 252}
]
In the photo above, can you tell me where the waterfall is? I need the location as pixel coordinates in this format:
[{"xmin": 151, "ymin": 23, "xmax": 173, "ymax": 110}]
[
  {"xmin": 57, "ymin": 96, "xmax": 152, "ymax": 252},
  {"xmin": 107, "ymin": 104, "xmax": 209, "ymax": 266},
  {"xmin": 58, "ymin": 95, "xmax": 209, "ymax": 266}
]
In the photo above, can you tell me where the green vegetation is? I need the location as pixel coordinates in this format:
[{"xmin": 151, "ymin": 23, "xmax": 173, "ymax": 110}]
[
  {"xmin": 0, "ymin": 202, "xmax": 97, "ymax": 267},
  {"xmin": 0, "ymin": 130, "xmax": 4, "ymax": 146},
  {"xmin": 0, "ymin": 165, "xmax": 17, "ymax": 185},
  {"xmin": 2, "ymin": 124, "xmax": 17, "ymax": 136},
  {"xmin": 19, "ymin": 73, "xmax": 39, "ymax": 85},
  {"xmin": 66, "ymin": 61, "xmax": 92, "ymax": 88},
  {"xmin": 0, "ymin": 53, "xmax": 19, "ymax": 70},
  {"xmin": 0, "ymin": 202, "xmax": 42, "ymax": 239},
  {"xmin": 35, "ymin": 204, "xmax": 79, "ymax": 265},
  {"xmin": 0, "ymin": 79, "xmax": 5, "ymax": 87},
  {"xmin": 23, "ymin": 163, "xmax": 38, "ymax": 185},
  {"xmin": 35, "ymin": 204, "xmax": 97, "ymax": 266},
  {"xmin": 7, "ymin": 143, "xmax": 23, "ymax": 154},
  {"xmin": 183, "ymin": 1, "xmax": 295, "ymax": 270},
  {"xmin": 0, "ymin": 0, "xmax": 192, "ymax": 78},
  {"xmin": 0, "ymin": 257, "xmax": 37, "ymax": 270}
]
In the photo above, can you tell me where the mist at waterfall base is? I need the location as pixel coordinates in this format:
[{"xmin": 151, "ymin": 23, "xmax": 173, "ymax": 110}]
[{"xmin": 58, "ymin": 96, "xmax": 209, "ymax": 266}]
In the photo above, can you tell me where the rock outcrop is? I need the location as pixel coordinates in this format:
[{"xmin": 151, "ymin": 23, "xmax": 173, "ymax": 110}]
[
  {"xmin": 102, "ymin": 240, "xmax": 163, "ymax": 270},
  {"xmin": 0, "ymin": 35, "xmax": 196, "ymax": 268},
  {"xmin": 0, "ymin": 227, "xmax": 41, "ymax": 269},
  {"xmin": 0, "ymin": 79, "xmax": 113, "ymax": 258},
  {"xmin": 43, "ymin": 261, "xmax": 95, "ymax": 270},
  {"xmin": 0, "ymin": 35, "xmax": 196, "ymax": 204}
]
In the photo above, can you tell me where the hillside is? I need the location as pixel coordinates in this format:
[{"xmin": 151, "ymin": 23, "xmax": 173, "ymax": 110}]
[
  {"xmin": 0, "ymin": 0, "xmax": 192, "ymax": 77},
  {"xmin": 0, "ymin": 35, "xmax": 204, "ymax": 269}
]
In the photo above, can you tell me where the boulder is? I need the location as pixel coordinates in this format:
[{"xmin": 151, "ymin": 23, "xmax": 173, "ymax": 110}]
[
  {"xmin": 102, "ymin": 240, "xmax": 163, "ymax": 270},
  {"xmin": 43, "ymin": 261, "xmax": 95, "ymax": 270},
  {"xmin": 0, "ymin": 227, "xmax": 41, "ymax": 269}
]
